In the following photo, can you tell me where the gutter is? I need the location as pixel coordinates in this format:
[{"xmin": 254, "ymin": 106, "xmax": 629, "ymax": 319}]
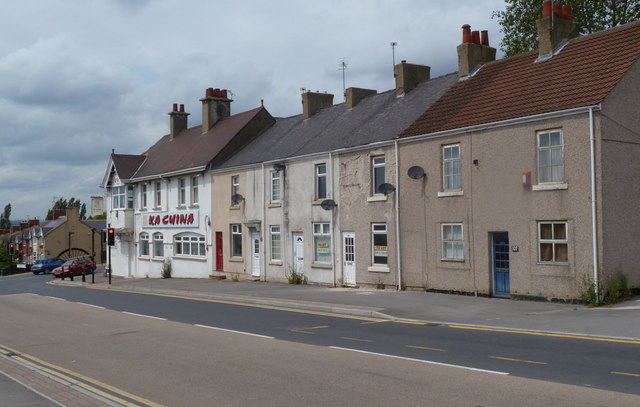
[{"xmin": 131, "ymin": 166, "xmax": 207, "ymax": 182}]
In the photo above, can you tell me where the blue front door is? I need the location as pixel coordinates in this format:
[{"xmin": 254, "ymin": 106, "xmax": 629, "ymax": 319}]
[{"xmin": 493, "ymin": 232, "xmax": 510, "ymax": 297}]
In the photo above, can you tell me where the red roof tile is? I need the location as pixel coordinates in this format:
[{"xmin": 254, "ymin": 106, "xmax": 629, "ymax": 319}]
[{"xmin": 399, "ymin": 21, "xmax": 640, "ymax": 138}]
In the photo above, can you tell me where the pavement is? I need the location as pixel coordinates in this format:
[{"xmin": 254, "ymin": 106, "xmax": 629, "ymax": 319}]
[{"xmin": 3, "ymin": 270, "xmax": 640, "ymax": 406}]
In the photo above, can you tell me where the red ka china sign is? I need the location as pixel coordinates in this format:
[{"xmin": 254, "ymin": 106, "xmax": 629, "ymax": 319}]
[{"xmin": 143, "ymin": 211, "xmax": 199, "ymax": 228}]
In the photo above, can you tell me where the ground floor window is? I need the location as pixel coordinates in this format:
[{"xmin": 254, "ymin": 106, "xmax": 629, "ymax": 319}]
[
  {"xmin": 313, "ymin": 222, "xmax": 331, "ymax": 263},
  {"xmin": 153, "ymin": 232, "xmax": 164, "ymax": 258},
  {"xmin": 538, "ymin": 221, "xmax": 568, "ymax": 263},
  {"xmin": 139, "ymin": 233, "xmax": 149, "ymax": 256},
  {"xmin": 175, "ymin": 234, "xmax": 205, "ymax": 257},
  {"xmin": 270, "ymin": 225, "xmax": 281, "ymax": 261},
  {"xmin": 371, "ymin": 223, "xmax": 388, "ymax": 265},
  {"xmin": 441, "ymin": 223, "xmax": 464, "ymax": 260},
  {"xmin": 231, "ymin": 224, "xmax": 242, "ymax": 257}
]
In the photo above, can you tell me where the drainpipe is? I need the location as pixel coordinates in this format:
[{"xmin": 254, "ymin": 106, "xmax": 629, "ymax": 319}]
[
  {"xmin": 395, "ymin": 140, "xmax": 402, "ymax": 290},
  {"xmin": 329, "ymin": 152, "xmax": 336, "ymax": 287},
  {"xmin": 261, "ymin": 164, "xmax": 266, "ymax": 281},
  {"xmin": 589, "ymin": 107, "xmax": 599, "ymax": 301}
]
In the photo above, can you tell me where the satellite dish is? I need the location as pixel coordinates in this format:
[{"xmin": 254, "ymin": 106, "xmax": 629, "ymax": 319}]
[
  {"xmin": 231, "ymin": 194, "xmax": 244, "ymax": 205},
  {"xmin": 408, "ymin": 165, "xmax": 426, "ymax": 179},
  {"xmin": 378, "ymin": 183, "xmax": 396, "ymax": 195},
  {"xmin": 320, "ymin": 199, "xmax": 337, "ymax": 210}
]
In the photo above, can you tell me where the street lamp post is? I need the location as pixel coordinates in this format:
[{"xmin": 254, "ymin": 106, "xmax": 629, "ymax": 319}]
[{"xmin": 68, "ymin": 232, "xmax": 74, "ymax": 281}]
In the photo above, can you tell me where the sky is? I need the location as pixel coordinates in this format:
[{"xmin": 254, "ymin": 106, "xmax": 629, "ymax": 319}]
[{"xmin": 0, "ymin": 0, "xmax": 505, "ymax": 221}]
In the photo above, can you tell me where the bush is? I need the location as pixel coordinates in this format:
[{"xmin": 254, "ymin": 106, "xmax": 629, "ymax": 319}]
[
  {"xmin": 161, "ymin": 260, "xmax": 172, "ymax": 279},
  {"xmin": 602, "ymin": 271, "xmax": 630, "ymax": 305},
  {"xmin": 285, "ymin": 266, "xmax": 306, "ymax": 284}
]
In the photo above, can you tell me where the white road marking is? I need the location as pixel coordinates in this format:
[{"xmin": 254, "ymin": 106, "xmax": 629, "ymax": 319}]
[
  {"xmin": 122, "ymin": 311, "xmax": 167, "ymax": 321},
  {"xmin": 76, "ymin": 302, "xmax": 106, "ymax": 309},
  {"xmin": 194, "ymin": 324, "xmax": 274, "ymax": 339},
  {"xmin": 329, "ymin": 346, "xmax": 510, "ymax": 375},
  {"xmin": 45, "ymin": 296, "xmax": 66, "ymax": 301}
]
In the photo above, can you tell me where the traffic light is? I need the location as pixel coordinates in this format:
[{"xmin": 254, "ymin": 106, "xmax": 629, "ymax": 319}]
[
  {"xmin": 107, "ymin": 228, "xmax": 115, "ymax": 246},
  {"xmin": 8, "ymin": 243, "xmax": 15, "ymax": 255}
]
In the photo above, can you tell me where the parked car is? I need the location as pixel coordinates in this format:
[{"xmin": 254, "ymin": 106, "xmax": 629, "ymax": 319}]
[
  {"xmin": 31, "ymin": 257, "xmax": 65, "ymax": 275},
  {"xmin": 51, "ymin": 257, "xmax": 96, "ymax": 278}
]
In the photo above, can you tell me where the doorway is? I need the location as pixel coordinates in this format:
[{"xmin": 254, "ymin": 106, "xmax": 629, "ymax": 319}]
[
  {"xmin": 215, "ymin": 232, "xmax": 223, "ymax": 271},
  {"xmin": 492, "ymin": 232, "xmax": 510, "ymax": 297},
  {"xmin": 342, "ymin": 232, "xmax": 355, "ymax": 286},
  {"xmin": 251, "ymin": 232, "xmax": 261, "ymax": 277},
  {"xmin": 292, "ymin": 232, "xmax": 304, "ymax": 276}
]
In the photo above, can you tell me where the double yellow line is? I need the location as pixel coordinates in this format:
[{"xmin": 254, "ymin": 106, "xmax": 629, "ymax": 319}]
[{"xmin": 0, "ymin": 344, "xmax": 162, "ymax": 407}]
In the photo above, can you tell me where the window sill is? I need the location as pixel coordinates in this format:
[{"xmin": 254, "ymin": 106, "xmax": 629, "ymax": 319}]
[
  {"xmin": 230, "ymin": 205, "xmax": 240, "ymax": 210},
  {"xmin": 367, "ymin": 195, "xmax": 387, "ymax": 202},
  {"xmin": 269, "ymin": 260, "xmax": 283, "ymax": 266},
  {"xmin": 536, "ymin": 261, "xmax": 570, "ymax": 266},
  {"xmin": 311, "ymin": 262, "xmax": 332, "ymax": 269},
  {"xmin": 437, "ymin": 190, "xmax": 464, "ymax": 197},
  {"xmin": 229, "ymin": 257, "xmax": 244, "ymax": 263},
  {"xmin": 152, "ymin": 207, "xmax": 162, "ymax": 211},
  {"xmin": 268, "ymin": 202, "xmax": 282, "ymax": 208},
  {"xmin": 151, "ymin": 257, "xmax": 164, "ymax": 262},
  {"xmin": 175, "ymin": 205, "xmax": 187, "ymax": 210},
  {"xmin": 312, "ymin": 199, "xmax": 327, "ymax": 205},
  {"xmin": 440, "ymin": 258, "xmax": 465, "ymax": 262},
  {"xmin": 368, "ymin": 265, "xmax": 390, "ymax": 273},
  {"xmin": 532, "ymin": 183, "xmax": 568, "ymax": 191},
  {"xmin": 189, "ymin": 204, "xmax": 199, "ymax": 209},
  {"xmin": 172, "ymin": 255, "xmax": 207, "ymax": 261}
]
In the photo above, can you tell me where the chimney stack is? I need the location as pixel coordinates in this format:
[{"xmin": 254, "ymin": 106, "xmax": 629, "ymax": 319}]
[
  {"xmin": 301, "ymin": 91, "xmax": 334, "ymax": 119},
  {"xmin": 394, "ymin": 61, "xmax": 430, "ymax": 95},
  {"xmin": 537, "ymin": 1, "xmax": 578, "ymax": 56},
  {"xmin": 168, "ymin": 103, "xmax": 189, "ymax": 139},
  {"xmin": 345, "ymin": 87, "xmax": 377, "ymax": 109},
  {"xmin": 200, "ymin": 88, "xmax": 233, "ymax": 133},
  {"xmin": 457, "ymin": 24, "xmax": 496, "ymax": 76}
]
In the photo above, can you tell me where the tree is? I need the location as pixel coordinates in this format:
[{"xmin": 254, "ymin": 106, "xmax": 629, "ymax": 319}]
[
  {"xmin": 48, "ymin": 197, "xmax": 86, "ymax": 219},
  {"xmin": 80, "ymin": 203, "xmax": 87, "ymax": 220},
  {"xmin": 0, "ymin": 203, "xmax": 11, "ymax": 229},
  {"xmin": 493, "ymin": 0, "xmax": 640, "ymax": 57}
]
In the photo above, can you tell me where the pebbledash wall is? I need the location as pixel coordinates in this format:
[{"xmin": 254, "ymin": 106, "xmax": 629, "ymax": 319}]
[{"xmin": 107, "ymin": 173, "xmax": 213, "ymax": 279}]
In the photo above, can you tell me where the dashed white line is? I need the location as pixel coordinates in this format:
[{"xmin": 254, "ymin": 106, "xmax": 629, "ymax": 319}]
[
  {"xmin": 329, "ymin": 346, "xmax": 510, "ymax": 375},
  {"xmin": 45, "ymin": 296, "xmax": 66, "ymax": 301},
  {"xmin": 76, "ymin": 303, "xmax": 106, "ymax": 310},
  {"xmin": 121, "ymin": 311, "xmax": 167, "ymax": 321},
  {"xmin": 194, "ymin": 324, "xmax": 274, "ymax": 339}
]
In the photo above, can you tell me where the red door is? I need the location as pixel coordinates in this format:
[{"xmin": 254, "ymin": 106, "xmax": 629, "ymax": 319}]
[{"xmin": 215, "ymin": 232, "xmax": 223, "ymax": 271}]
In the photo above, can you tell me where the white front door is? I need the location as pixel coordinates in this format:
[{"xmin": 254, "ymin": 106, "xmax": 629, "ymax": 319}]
[
  {"xmin": 251, "ymin": 232, "xmax": 261, "ymax": 277},
  {"xmin": 342, "ymin": 232, "xmax": 356, "ymax": 285},
  {"xmin": 292, "ymin": 232, "xmax": 304, "ymax": 275}
]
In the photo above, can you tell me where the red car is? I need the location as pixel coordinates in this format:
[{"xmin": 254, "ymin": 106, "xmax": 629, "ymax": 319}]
[{"xmin": 51, "ymin": 257, "xmax": 96, "ymax": 278}]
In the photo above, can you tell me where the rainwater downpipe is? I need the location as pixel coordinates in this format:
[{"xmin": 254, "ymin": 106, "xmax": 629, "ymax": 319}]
[
  {"xmin": 261, "ymin": 163, "xmax": 266, "ymax": 282},
  {"xmin": 395, "ymin": 140, "xmax": 402, "ymax": 291},
  {"xmin": 329, "ymin": 152, "xmax": 337, "ymax": 287},
  {"xmin": 589, "ymin": 107, "xmax": 599, "ymax": 300}
]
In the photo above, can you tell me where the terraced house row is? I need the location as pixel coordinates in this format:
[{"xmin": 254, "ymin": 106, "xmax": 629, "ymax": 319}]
[{"xmin": 102, "ymin": 12, "xmax": 640, "ymax": 301}]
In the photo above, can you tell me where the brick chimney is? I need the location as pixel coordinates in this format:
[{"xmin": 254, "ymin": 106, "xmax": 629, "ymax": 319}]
[
  {"xmin": 168, "ymin": 103, "xmax": 189, "ymax": 139},
  {"xmin": 345, "ymin": 87, "xmax": 377, "ymax": 109},
  {"xmin": 394, "ymin": 62, "xmax": 430, "ymax": 95},
  {"xmin": 302, "ymin": 91, "xmax": 333, "ymax": 119},
  {"xmin": 537, "ymin": 1, "xmax": 578, "ymax": 56},
  {"xmin": 200, "ymin": 88, "xmax": 232, "ymax": 133},
  {"xmin": 457, "ymin": 25, "xmax": 496, "ymax": 76}
]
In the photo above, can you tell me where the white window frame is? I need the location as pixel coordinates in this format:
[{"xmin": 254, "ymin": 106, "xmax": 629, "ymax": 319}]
[
  {"xmin": 441, "ymin": 223, "xmax": 464, "ymax": 260},
  {"xmin": 231, "ymin": 224, "xmax": 242, "ymax": 257},
  {"xmin": 141, "ymin": 184, "xmax": 148, "ymax": 209},
  {"xmin": 270, "ymin": 225, "xmax": 281, "ymax": 261},
  {"xmin": 191, "ymin": 176, "xmax": 199, "ymax": 205},
  {"xmin": 174, "ymin": 233, "xmax": 206, "ymax": 257},
  {"xmin": 231, "ymin": 175, "xmax": 240, "ymax": 204},
  {"xmin": 371, "ymin": 156, "xmax": 385, "ymax": 195},
  {"xmin": 443, "ymin": 144, "xmax": 461, "ymax": 191},
  {"xmin": 270, "ymin": 171, "xmax": 281, "ymax": 203},
  {"xmin": 538, "ymin": 221, "xmax": 568, "ymax": 263},
  {"xmin": 178, "ymin": 178, "xmax": 187, "ymax": 206},
  {"xmin": 371, "ymin": 223, "xmax": 388, "ymax": 266},
  {"xmin": 153, "ymin": 232, "xmax": 164, "ymax": 258},
  {"xmin": 537, "ymin": 129, "xmax": 564, "ymax": 184},
  {"xmin": 154, "ymin": 181, "xmax": 162, "ymax": 208},
  {"xmin": 112, "ymin": 186, "xmax": 127, "ymax": 210},
  {"xmin": 139, "ymin": 232, "xmax": 150, "ymax": 257},
  {"xmin": 315, "ymin": 164, "xmax": 327, "ymax": 200},
  {"xmin": 313, "ymin": 222, "xmax": 331, "ymax": 263}
]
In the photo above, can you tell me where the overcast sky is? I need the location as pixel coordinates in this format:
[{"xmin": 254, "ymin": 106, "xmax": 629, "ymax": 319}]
[{"xmin": 0, "ymin": 0, "xmax": 505, "ymax": 221}]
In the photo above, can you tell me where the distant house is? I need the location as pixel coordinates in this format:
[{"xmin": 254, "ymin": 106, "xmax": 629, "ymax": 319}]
[
  {"xmin": 394, "ymin": 13, "xmax": 640, "ymax": 299},
  {"xmin": 101, "ymin": 89, "xmax": 274, "ymax": 278}
]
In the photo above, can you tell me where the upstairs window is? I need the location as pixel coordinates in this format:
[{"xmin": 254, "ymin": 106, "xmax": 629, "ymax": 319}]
[
  {"xmin": 315, "ymin": 164, "xmax": 327, "ymax": 200},
  {"xmin": 270, "ymin": 171, "xmax": 281, "ymax": 203},
  {"xmin": 231, "ymin": 175, "xmax": 240, "ymax": 204},
  {"xmin": 372, "ymin": 156, "xmax": 385, "ymax": 195},
  {"xmin": 191, "ymin": 176, "xmax": 199, "ymax": 205},
  {"xmin": 538, "ymin": 130, "xmax": 564, "ymax": 183},
  {"xmin": 178, "ymin": 178, "xmax": 186, "ymax": 206},
  {"xmin": 141, "ymin": 184, "xmax": 148, "ymax": 209},
  {"xmin": 112, "ymin": 186, "xmax": 133, "ymax": 210},
  {"xmin": 443, "ymin": 144, "xmax": 461, "ymax": 191},
  {"xmin": 154, "ymin": 182, "xmax": 162, "ymax": 208}
]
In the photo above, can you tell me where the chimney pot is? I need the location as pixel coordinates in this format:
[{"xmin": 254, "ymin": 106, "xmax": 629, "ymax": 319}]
[
  {"xmin": 461, "ymin": 24, "xmax": 472, "ymax": 43},
  {"xmin": 542, "ymin": 0, "xmax": 552, "ymax": 17},
  {"xmin": 553, "ymin": 3, "xmax": 562, "ymax": 17},
  {"xmin": 179, "ymin": 104, "xmax": 184, "ymax": 112},
  {"xmin": 172, "ymin": 103, "xmax": 178, "ymax": 112},
  {"xmin": 562, "ymin": 5, "xmax": 572, "ymax": 20},
  {"xmin": 471, "ymin": 31, "xmax": 481, "ymax": 45},
  {"xmin": 221, "ymin": 89, "xmax": 228, "ymax": 98},
  {"xmin": 481, "ymin": 30, "xmax": 489, "ymax": 46},
  {"xmin": 206, "ymin": 88, "xmax": 214, "ymax": 97}
]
